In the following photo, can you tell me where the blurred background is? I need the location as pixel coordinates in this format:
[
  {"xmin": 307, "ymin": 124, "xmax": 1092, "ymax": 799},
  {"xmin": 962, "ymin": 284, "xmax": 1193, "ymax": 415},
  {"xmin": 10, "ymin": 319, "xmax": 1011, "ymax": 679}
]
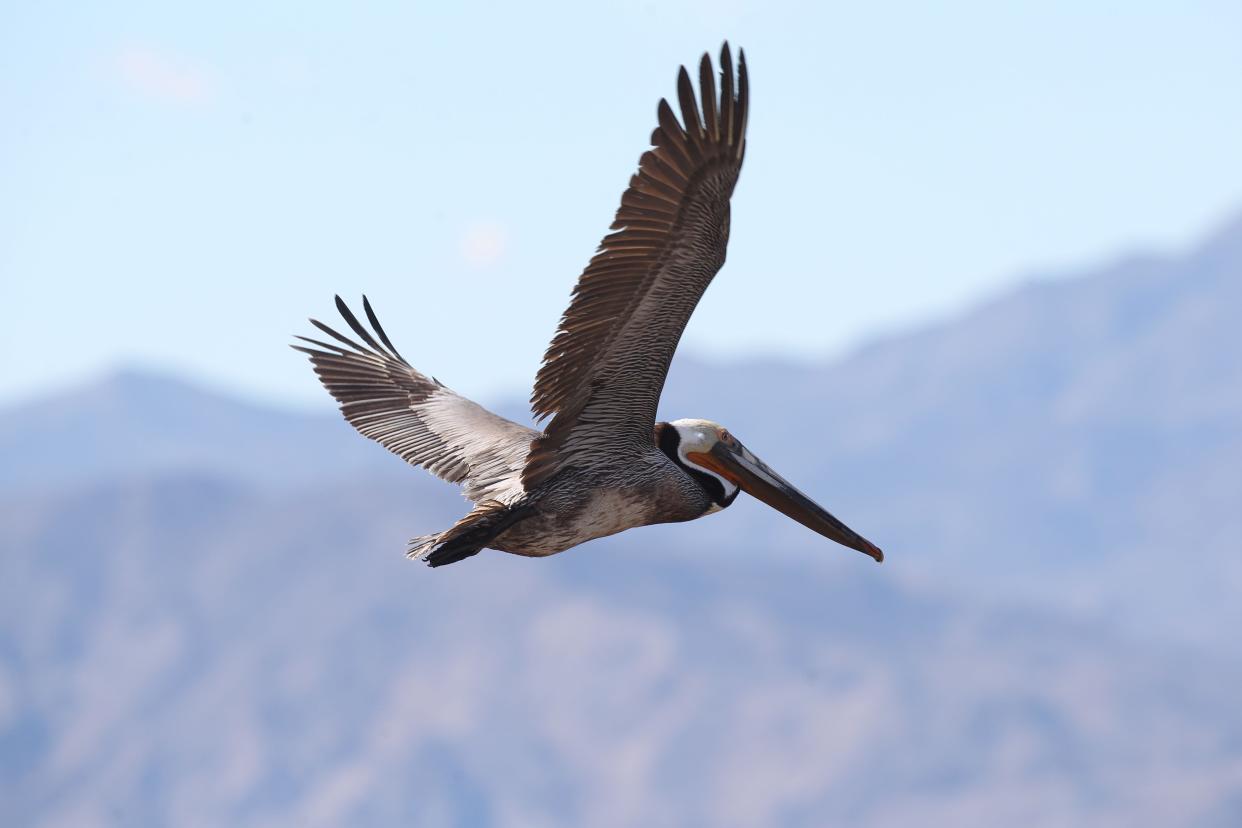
[{"xmin": 3, "ymin": 2, "xmax": 1242, "ymax": 826}]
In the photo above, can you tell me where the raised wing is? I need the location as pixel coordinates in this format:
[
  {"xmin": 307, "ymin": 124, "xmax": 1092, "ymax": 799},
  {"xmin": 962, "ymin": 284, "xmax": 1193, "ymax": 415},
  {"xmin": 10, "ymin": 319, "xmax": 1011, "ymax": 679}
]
[
  {"xmin": 524, "ymin": 44, "xmax": 749, "ymax": 486},
  {"xmin": 294, "ymin": 296, "xmax": 537, "ymax": 504}
]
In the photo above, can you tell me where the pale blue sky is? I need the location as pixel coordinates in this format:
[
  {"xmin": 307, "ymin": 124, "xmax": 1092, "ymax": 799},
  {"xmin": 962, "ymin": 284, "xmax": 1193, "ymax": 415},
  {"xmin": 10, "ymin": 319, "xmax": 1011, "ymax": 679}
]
[{"xmin": 4, "ymin": 1, "xmax": 1241, "ymax": 408}]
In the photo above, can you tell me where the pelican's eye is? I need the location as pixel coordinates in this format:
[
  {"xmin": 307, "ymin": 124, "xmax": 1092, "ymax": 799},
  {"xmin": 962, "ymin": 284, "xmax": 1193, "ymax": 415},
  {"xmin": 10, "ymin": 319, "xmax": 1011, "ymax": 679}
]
[{"xmin": 719, "ymin": 429, "xmax": 731, "ymax": 443}]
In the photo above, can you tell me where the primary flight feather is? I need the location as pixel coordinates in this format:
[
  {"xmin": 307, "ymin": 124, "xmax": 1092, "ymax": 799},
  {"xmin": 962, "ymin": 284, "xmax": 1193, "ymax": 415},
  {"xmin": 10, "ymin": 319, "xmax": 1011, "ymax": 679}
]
[{"xmin": 294, "ymin": 44, "xmax": 884, "ymax": 567}]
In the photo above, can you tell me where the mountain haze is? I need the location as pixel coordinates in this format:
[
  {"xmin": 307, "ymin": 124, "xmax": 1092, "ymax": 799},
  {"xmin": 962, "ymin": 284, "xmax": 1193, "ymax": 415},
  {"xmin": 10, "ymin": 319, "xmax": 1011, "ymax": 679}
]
[
  {"xmin": 658, "ymin": 210, "xmax": 1242, "ymax": 645},
  {"xmin": 0, "ymin": 370, "xmax": 400, "ymax": 494},
  {"xmin": 5, "ymin": 473, "xmax": 1242, "ymax": 827},
  {"xmin": 4, "ymin": 208, "xmax": 1241, "ymax": 826}
]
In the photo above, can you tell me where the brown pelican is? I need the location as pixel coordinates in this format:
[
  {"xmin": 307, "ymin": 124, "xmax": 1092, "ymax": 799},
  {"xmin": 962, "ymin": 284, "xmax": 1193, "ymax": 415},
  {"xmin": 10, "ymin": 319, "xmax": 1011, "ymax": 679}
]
[{"xmin": 294, "ymin": 44, "xmax": 883, "ymax": 567}]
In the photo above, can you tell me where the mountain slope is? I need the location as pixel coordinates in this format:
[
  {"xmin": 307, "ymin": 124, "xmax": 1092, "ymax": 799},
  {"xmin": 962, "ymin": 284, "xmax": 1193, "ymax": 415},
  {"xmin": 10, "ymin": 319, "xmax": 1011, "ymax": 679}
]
[
  {"xmin": 4, "ymin": 473, "xmax": 1241, "ymax": 828},
  {"xmin": 0, "ymin": 369, "xmax": 403, "ymax": 494},
  {"xmin": 656, "ymin": 209, "xmax": 1242, "ymax": 645},
  {"xmin": 5, "ymin": 212, "xmax": 1240, "ymax": 648},
  {"xmin": 4, "ymin": 208, "xmax": 1242, "ymax": 826}
]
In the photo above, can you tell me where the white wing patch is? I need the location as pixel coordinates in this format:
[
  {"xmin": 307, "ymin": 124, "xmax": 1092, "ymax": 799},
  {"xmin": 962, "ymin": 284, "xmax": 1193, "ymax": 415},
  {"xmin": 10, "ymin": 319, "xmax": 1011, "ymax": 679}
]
[{"xmin": 294, "ymin": 296, "xmax": 538, "ymax": 505}]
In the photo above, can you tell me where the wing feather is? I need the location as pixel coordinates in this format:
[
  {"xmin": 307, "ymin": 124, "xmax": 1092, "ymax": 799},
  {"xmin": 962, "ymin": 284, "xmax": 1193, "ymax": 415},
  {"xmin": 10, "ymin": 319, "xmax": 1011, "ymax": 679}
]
[
  {"xmin": 699, "ymin": 54, "xmax": 719, "ymax": 143},
  {"xmin": 295, "ymin": 297, "xmax": 536, "ymax": 503},
  {"xmin": 525, "ymin": 44, "xmax": 748, "ymax": 487}
]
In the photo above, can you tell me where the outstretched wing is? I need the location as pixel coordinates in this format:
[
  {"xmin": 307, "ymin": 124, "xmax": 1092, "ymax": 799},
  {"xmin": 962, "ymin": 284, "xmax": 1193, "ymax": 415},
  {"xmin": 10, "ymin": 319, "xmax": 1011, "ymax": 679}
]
[
  {"xmin": 524, "ymin": 43, "xmax": 749, "ymax": 487},
  {"xmin": 294, "ymin": 296, "xmax": 537, "ymax": 504}
]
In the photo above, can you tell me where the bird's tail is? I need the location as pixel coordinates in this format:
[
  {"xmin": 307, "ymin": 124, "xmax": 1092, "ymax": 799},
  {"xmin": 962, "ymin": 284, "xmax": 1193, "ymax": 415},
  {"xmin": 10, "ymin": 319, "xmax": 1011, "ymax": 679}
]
[
  {"xmin": 407, "ymin": 501, "xmax": 535, "ymax": 568},
  {"xmin": 406, "ymin": 533, "xmax": 442, "ymax": 562}
]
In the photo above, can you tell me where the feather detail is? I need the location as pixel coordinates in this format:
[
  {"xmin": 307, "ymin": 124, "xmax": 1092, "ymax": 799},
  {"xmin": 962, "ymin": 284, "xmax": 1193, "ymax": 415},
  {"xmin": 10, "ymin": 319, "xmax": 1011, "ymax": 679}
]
[
  {"xmin": 294, "ymin": 297, "xmax": 537, "ymax": 504},
  {"xmin": 525, "ymin": 43, "xmax": 749, "ymax": 488}
]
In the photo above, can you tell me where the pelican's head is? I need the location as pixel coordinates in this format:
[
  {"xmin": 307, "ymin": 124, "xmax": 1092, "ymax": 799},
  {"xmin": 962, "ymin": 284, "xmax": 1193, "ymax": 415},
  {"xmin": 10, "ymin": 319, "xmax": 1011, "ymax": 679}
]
[{"xmin": 657, "ymin": 418, "xmax": 883, "ymax": 563}]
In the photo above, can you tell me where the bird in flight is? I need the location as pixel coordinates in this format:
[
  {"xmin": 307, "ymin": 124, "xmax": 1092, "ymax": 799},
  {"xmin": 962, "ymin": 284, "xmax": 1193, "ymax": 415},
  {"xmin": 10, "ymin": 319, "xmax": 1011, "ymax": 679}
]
[{"xmin": 294, "ymin": 44, "xmax": 883, "ymax": 567}]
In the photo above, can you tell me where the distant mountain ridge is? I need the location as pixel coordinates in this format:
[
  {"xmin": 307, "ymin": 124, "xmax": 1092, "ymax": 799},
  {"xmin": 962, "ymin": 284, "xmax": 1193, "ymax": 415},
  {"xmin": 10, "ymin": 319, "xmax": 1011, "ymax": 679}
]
[
  {"xmin": 12, "ymin": 210, "xmax": 1240, "ymax": 487},
  {"xmin": 4, "ymin": 207, "xmax": 1242, "ymax": 827},
  {"xmin": 5, "ymin": 470, "xmax": 1242, "ymax": 827},
  {"xmin": 657, "ymin": 209, "xmax": 1242, "ymax": 647},
  {"xmin": 0, "ymin": 368, "xmax": 402, "ymax": 494},
  {"xmin": 5, "ymin": 209, "xmax": 1241, "ymax": 648}
]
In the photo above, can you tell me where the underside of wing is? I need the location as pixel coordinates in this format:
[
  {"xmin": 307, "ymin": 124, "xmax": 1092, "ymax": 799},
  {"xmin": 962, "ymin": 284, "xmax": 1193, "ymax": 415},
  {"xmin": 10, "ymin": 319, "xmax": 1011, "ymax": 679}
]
[
  {"xmin": 293, "ymin": 296, "xmax": 537, "ymax": 504},
  {"xmin": 524, "ymin": 43, "xmax": 750, "ymax": 487}
]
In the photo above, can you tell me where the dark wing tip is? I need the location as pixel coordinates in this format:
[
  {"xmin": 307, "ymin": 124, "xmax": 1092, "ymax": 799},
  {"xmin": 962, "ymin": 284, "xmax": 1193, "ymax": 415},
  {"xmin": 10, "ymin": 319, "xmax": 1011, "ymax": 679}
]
[
  {"xmin": 698, "ymin": 52, "xmax": 718, "ymax": 141},
  {"xmin": 362, "ymin": 294, "xmax": 406, "ymax": 362},
  {"xmin": 294, "ymin": 296, "xmax": 411, "ymax": 367},
  {"xmin": 330, "ymin": 294, "xmax": 406, "ymax": 361},
  {"xmin": 675, "ymin": 64, "xmax": 704, "ymax": 146},
  {"xmin": 736, "ymin": 47, "xmax": 749, "ymax": 157},
  {"xmin": 528, "ymin": 44, "xmax": 750, "ymax": 427}
]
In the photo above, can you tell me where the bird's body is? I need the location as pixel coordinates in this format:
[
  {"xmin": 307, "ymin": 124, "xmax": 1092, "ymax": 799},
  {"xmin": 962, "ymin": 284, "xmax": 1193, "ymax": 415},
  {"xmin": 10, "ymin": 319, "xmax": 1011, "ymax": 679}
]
[
  {"xmin": 487, "ymin": 457, "xmax": 713, "ymax": 558},
  {"xmin": 295, "ymin": 44, "xmax": 884, "ymax": 567}
]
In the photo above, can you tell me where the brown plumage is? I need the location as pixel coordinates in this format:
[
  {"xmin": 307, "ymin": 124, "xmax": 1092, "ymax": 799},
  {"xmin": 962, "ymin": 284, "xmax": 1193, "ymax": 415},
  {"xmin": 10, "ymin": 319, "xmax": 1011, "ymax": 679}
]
[
  {"xmin": 294, "ymin": 44, "xmax": 886, "ymax": 568},
  {"xmin": 524, "ymin": 47, "xmax": 747, "ymax": 488}
]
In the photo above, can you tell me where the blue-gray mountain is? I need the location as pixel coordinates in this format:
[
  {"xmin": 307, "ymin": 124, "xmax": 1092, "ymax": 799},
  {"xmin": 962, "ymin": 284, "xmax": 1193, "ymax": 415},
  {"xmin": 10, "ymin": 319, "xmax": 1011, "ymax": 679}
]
[
  {"xmin": 0, "ymin": 370, "xmax": 400, "ymax": 494},
  {"xmin": 657, "ymin": 207, "xmax": 1242, "ymax": 648},
  {"xmin": 3, "ymin": 208, "xmax": 1240, "ymax": 826},
  {"xmin": 5, "ymin": 473, "xmax": 1242, "ymax": 827}
]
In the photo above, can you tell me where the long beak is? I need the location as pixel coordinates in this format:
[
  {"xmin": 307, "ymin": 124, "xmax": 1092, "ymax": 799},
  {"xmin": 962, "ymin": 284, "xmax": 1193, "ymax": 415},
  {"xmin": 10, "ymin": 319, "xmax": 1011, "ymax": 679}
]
[{"xmin": 691, "ymin": 441, "xmax": 884, "ymax": 563}]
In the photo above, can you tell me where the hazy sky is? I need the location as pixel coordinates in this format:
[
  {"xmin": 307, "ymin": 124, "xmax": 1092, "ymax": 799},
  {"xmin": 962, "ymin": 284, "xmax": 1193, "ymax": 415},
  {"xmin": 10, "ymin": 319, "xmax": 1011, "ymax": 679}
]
[{"xmin": 4, "ymin": 1, "xmax": 1241, "ymax": 408}]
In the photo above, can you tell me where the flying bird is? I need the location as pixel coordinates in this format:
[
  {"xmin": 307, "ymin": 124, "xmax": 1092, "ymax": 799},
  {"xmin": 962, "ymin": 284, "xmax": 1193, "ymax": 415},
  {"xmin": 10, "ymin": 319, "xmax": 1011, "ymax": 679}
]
[{"xmin": 294, "ymin": 44, "xmax": 883, "ymax": 567}]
